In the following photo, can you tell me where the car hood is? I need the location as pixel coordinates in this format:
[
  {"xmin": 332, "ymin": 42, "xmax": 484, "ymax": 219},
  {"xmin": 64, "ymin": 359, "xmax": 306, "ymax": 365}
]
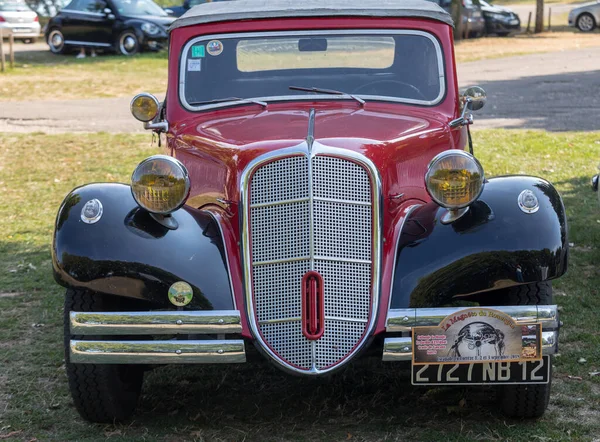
[
  {"xmin": 120, "ymin": 14, "xmax": 174, "ymax": 26},
  {"xmin": 481, "ymin": 4, "xmax": 514, "ymax": 13},
  {"xmin": 174, "ymin": 104, "xmax": 452, "ymax": 151}
]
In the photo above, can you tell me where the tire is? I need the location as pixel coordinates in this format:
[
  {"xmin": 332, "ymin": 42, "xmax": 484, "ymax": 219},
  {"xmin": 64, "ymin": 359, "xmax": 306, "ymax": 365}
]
[
  {"xmin": 117, "ymin": 30, "xmax": 140, "ymax": 56},
  {"xmin": 47, "ymin": 28, "xmax": 66, "ymax": 54},
  {"xmin": 494, "ymin": 282, "xmax": 553, "ymax": 418},
  {"xmin": 576, "ymin": 13, "xmax": 596, "ymax": 32},
  {"xmin": 64, "ymin": 289, "xmax": 144, "ymax": 423}
]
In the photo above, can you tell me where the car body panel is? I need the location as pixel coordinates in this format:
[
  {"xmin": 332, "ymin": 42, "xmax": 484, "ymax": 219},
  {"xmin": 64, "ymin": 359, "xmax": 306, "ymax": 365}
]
[
  {"xmin": 390, "ymin": 176, "xmax": 568, "ymax": 309},
  {"xmin": 569, "ymin": 1, "xmax": 600, "ymax": 28},
  {"xmin": 52, "ymin": 183, "xmax": 237, "ymax": 312}
]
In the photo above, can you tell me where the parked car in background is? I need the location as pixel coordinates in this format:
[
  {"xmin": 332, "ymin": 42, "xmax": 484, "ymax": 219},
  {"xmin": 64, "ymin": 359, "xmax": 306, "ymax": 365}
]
[
  {"xmin": 429, "ymin": 0, "xmax": 485, "ymax": 37},
  {"xmin": 54, "ymin": 0, "xmax": 566, "ymax": 423},
  {"xmin": 0, "ymin": 0, "xmax": 40, "ymax": 43},
  {"xmin": 568, "ymin": 1, "xmax": 600, "ymax": 32},
  {"xmin": 164, "ymin": 0, "xmax": 229, "ymax": 18},
  {"xmin": 45, "ymin": 0, "xmax": 174, "ymax": 55},
  {"xmin": 479, "ymin": 0, "xmax": 520, "ymax": 36}
]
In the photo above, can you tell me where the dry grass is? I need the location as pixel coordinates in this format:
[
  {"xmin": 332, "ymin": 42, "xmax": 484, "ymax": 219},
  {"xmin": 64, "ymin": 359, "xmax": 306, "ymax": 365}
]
[{"xmin": 455, "ymin": 31, "xmax": 600, "ymax": 63}]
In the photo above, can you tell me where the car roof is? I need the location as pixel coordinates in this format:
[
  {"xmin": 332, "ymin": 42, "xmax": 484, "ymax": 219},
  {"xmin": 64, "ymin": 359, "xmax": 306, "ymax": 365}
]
[{"xmin": 169, "ymin": 0, "xmax": 454, "ymax": 32}]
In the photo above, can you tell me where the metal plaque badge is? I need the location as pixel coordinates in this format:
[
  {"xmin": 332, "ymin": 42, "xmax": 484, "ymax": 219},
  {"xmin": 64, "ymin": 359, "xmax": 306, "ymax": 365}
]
[
  {"xmin": 168, "ymin": 281, "xmax": 193, "ymax": 307},
  {"xmin": 412, "ymin": 307, "xmax": 541, "ymax": 365}
]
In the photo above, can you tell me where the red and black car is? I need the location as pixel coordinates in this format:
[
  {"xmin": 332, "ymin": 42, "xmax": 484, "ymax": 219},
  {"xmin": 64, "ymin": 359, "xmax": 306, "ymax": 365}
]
[{"xmin": 53, "ymin": 0, "xmax": 567, "ymax": 423}]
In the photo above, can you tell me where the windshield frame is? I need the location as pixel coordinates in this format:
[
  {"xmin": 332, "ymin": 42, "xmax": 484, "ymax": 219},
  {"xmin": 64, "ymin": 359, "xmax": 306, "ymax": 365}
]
[{"xmin": 178, "ymin": 29, "xmax": 446, "ymax": 112}]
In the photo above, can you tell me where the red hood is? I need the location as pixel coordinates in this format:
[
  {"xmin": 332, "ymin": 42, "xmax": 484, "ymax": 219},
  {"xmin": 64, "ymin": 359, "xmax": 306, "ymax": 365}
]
[{"xmin": 173, "ymin": 102, "xmax": 453, "ymax": 149}]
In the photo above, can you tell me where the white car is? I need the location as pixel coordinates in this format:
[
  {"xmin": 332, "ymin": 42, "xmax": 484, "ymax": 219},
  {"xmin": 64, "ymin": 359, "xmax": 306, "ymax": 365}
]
[{"xmin": 0, "ymin": 0, "xmax": 40, "ymax": 43}]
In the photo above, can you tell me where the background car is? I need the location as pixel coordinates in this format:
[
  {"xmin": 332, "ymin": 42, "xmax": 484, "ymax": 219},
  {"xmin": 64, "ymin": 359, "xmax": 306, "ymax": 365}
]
[
  {"xmin": 480, "ymin": 0, "xmax": 520, "ymax": 36},
  {"xmin": 164, "ymin": 0, "xmax": 229, "ymax": 18},
  {"xmin": 0, "ymin": 0, "xmax": 40, "ymax": 43},
  {"xmin": 45, "ymin": 0, "xmax": 174, "ymax": 55},
  {"xmin": 569, "ymin": 1, "xmax": 600, "ymax": 32},
  {"xmin": 428, "ymin": 0, "xmax": 485, "ymax": 37}
]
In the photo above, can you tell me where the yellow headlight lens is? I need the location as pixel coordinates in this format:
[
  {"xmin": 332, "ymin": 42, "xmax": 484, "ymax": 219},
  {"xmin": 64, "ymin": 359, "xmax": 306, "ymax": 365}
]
[
  {"xmin": 131, "ymin": 155, "xmax": 190, "ymax": 214},
  {"xmin": 130, "ymin": 93, "xmax": 159, "ymax": 122},
  {"xmin": 425, "ymin": 150, "xmax": 484, "ymax": 209}
]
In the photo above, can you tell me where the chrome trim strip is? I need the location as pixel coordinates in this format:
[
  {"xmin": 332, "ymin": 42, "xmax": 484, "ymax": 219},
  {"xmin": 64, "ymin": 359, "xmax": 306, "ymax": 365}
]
[
  {"xmin": 70, "ymin": 339, "xmax": 246, "ymax": 364},
  {"xmin": 385, "ymin": 204, "xmax": 422, "ymax": 316},
  {"xmin": 205, "ymin": 211, "xmax": 238, "ymax": 310},
  {"xmin": 179, "ymin": 30, "xmax": 446, "ymax": 112},
  {"xmin": 258, "ymin": 317, "xmax": 302, "ymax": 325},
  {"xmin": 64, "ymin": 40, "xmax": 112, "ymax": 47},
  {"xmin": 386, "ymin": 305, "xmax": 559, "ymax": 332},
  {"xmin": 382, "ymin": 332, "xmax": 559, "ymax": 362},
  {"xmin": 240, "ymin": 141, "xmax": 383, "ymax": 375},
  {"xmin": 70, "ymin": 310, "xmax": 242, "ymax": 335},
  {"xmin": 250, "ymin": 197, "xmax": 310, "ymax": 208},
  {"xmin": 253, "ymin": 256, "xmax": 311, "ymax": 266},
  {"xmin": 313, "ymin": 255, "xmax": 372, "ymax": 264},
  {"xmin": 307, "ymin": 116, "xmax": 317, "ymax": 370},
  {"xmin": 313, "ymin": 196, "xmax": 372, "ymax": 206}
]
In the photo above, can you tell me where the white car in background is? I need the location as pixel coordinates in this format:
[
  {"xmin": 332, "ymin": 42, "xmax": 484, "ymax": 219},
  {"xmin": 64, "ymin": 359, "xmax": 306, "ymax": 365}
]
[{"xmin": 0, "ymin": 0, "xmax": 40, "ymax": 43}]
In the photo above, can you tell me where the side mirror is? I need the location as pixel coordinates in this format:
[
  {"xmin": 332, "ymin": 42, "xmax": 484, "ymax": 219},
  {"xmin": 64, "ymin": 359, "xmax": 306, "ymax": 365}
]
[{"xmin": 463, "ymin": 86, "xmax": 486, "ymax": 111}]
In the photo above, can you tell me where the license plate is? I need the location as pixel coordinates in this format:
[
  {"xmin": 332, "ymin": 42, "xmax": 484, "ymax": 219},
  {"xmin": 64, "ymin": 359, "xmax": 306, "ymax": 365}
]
[
  {"xmin": 510, "ymin": 19, "xmax": 519, "ymax": 25},
  {"xmin": 412, "ymin": 356, "xmax": 550, "ymax": 385},
  {"xmin": 13, "ymin": 28, "xmax": 31, "ymax": 33}
]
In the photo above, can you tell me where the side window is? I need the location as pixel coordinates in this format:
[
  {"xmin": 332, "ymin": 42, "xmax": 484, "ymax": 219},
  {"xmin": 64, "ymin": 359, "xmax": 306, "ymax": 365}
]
[{"xmin": 75, "ymin": 0, "xmax": 107, "ymax": 12}]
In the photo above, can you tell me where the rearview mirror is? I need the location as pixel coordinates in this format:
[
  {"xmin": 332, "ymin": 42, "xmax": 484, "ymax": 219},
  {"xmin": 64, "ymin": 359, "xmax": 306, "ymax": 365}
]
[{"xmin": 463, "ymin": 86, "xmax": 486, "ymax": 111}]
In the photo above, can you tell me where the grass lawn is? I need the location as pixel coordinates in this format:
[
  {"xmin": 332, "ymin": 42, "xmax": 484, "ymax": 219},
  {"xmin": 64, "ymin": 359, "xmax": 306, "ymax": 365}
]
[
  {"xmin": 0, "ymin": 129, "xmax": 599, "ymax": 440},
  {"xmin": 2, "ymin": 30, "xmax": 599, "ymax": 102}
]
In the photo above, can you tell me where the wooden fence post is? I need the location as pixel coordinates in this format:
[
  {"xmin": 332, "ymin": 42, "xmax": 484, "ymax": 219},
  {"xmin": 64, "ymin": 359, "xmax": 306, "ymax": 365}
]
[
  {"xmin": 526, "ymin": 12, "xmax": 532, "ymax": 33},
  {"xmin": 0, "ymin": 28, "xmax": 5, "ymax": 73},
  {"xmin": 548, "ymin": 8, "xmax": 552, "ymax": 31},
  {"xmin": 9, "ymin": 32, "xmax": 14, "ymax": 68}
]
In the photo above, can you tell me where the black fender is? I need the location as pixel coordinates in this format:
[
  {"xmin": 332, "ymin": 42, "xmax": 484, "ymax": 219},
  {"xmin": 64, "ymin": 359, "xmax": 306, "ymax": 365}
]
[
  {"xmin": 119, "ymin": 19, "xmax": 169, "ymax": 44},
  {"xmin": 52, "ymin": 183, "xmax": 234, "ymax": 310},
  {"xmin": 390, "ymin": 176, "xmax": 568, "ymax": 308}
]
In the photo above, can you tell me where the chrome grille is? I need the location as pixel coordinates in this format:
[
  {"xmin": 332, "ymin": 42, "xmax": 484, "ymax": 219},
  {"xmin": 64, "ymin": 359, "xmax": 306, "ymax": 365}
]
[{"xmin": 247, "ymin": 152, "xmax": 375, "ymax": 372}]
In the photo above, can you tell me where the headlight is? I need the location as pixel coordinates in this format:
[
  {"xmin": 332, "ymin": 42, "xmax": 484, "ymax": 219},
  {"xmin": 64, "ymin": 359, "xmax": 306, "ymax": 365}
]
[
  {"xmin": 141, "ymin": 22, "xmax": 160, "ymax": 35},
  {"xmin": 425, "ymin": 150, "xmax": 484, "ymax": 209},
  {"xmin": 130, "ymin": 93, "xmax": 159, "ymax": 122},
  {"xmin": 131, "ymin": 155, "xmax": 190, "ymax": 214}
]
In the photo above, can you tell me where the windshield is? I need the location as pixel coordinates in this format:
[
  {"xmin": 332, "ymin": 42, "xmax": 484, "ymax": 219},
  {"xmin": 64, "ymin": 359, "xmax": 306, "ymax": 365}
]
[
  {"xmin": 0, "ymin": 0, "xmax": 30, "ymax": 11},
  {"xmin": 181, "ymin": 30, "xmax": 445, "ymax": 110},
  {"xmin": 112, "ymin": 0, "xmax": 166, "ymax": 16}
]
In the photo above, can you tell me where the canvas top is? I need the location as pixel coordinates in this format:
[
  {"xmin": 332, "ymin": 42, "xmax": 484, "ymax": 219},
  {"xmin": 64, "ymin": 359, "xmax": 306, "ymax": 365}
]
[{"xmin": 169, "ymin": 0, "xmax": 453, "ymax": 31}]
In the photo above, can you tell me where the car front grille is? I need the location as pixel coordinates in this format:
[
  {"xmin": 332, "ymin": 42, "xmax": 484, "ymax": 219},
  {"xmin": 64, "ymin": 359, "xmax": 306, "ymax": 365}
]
[{"xmin": 246, "ymin": 153, "xmax": 375, "ymax": 372}]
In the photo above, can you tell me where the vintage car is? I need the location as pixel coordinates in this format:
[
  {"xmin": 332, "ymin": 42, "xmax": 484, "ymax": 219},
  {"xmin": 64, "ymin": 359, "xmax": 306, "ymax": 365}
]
[{"xmin": 53, "ymin": 0, "xmax": 568, "ymax": 423}]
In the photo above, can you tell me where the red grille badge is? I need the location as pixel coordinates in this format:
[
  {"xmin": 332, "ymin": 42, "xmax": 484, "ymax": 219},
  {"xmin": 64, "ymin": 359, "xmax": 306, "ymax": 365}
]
[{"xmin": 301, "ymin": 271, "xmax": 325, "ymax": 340}]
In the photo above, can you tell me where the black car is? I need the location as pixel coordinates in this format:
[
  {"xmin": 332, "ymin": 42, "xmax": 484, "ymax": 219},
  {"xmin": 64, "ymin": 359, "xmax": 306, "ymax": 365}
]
[
  {"xmin": 46, "ymin": 0, "xmax": 174, "ymax": 55},
  {"xmin": 479, "ymin": 0, "xmax": 520, "ymax": 36},
  {"xmin": 163, "ymin": 0, "xmax": 229, "ymax": 18}
]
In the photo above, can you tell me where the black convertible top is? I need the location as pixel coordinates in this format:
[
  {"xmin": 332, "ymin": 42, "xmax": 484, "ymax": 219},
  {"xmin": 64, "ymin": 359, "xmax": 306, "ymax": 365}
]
[{"xmin": 169, "ymin": 0, "xmax": 454, "ymax": 31}]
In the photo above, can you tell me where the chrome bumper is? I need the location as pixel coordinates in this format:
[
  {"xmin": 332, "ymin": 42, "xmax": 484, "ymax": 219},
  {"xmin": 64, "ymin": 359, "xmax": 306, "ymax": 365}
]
[
  {"xmin": 69, "ymin": 310, "xmax": 246, "ymax": 364},
  {"xmin": 382, "ymin": 305, "xmax": 560, "ymax": 362}
]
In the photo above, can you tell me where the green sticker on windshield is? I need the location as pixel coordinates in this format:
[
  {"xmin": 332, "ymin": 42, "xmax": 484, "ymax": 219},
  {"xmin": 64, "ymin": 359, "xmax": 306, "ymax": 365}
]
[{"xmin": 192, "ymin": 45, "xmax": 205, "ymax": 58}]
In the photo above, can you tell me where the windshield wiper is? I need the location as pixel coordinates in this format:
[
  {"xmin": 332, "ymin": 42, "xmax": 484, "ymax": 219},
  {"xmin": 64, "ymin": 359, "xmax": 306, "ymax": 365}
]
[
  {"xmin": 189, "ymin": 97, "xmax": 268, "ymax": 108},
  {"xmin": 289, "ymin": 86, "xmax": 365, "ymax": 107}
]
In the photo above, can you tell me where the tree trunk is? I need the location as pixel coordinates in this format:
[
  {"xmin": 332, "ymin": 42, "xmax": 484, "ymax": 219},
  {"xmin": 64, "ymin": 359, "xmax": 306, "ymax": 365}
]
[
  {"xmin": 535, "ymin": 0, "xmax": 544, "ymax": 33},
  {"xmin": 452, "ymin": 0, "xmax": 464, "ymax": 40}
]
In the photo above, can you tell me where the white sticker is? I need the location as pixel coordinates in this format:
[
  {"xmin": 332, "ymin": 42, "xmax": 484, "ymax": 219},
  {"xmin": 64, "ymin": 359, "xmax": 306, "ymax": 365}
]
[{"xmin": 187, "ymin": 59, "xmax": 201, "ymax": 72}]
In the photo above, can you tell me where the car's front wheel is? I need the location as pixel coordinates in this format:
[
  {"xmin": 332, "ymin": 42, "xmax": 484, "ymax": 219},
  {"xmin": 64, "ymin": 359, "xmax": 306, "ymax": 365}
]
[
  {"xmin": 47, "ymin": 29, "xmax": 66, "ymax": 54},
  {"xmin": 64, "ymin": 289, "xmax": 144, "ymax": 423},
  {"xmin": 576, "ymin": 13, "xmax": 596, "ymax": 32},
  {"xmin": 117, "ymin": 30, "xmax": 140, "ymax": 56},
  {"xmin": 488, "ymin": 282, "xmax": 553, "ymax": 418}
]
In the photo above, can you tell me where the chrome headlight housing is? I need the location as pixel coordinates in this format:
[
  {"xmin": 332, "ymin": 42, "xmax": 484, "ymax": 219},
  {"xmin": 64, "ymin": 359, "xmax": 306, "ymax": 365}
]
[
  {"xmin": 141, "ymin": 22, "xmax": 160, "ymax": 35},
  {"xmin": 131, "ymin": 155, "xmax": 190, "ymax": 214},
  {"xmin": 425, "ymin": 150, "xmax": 484, "ymax": 210}
]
